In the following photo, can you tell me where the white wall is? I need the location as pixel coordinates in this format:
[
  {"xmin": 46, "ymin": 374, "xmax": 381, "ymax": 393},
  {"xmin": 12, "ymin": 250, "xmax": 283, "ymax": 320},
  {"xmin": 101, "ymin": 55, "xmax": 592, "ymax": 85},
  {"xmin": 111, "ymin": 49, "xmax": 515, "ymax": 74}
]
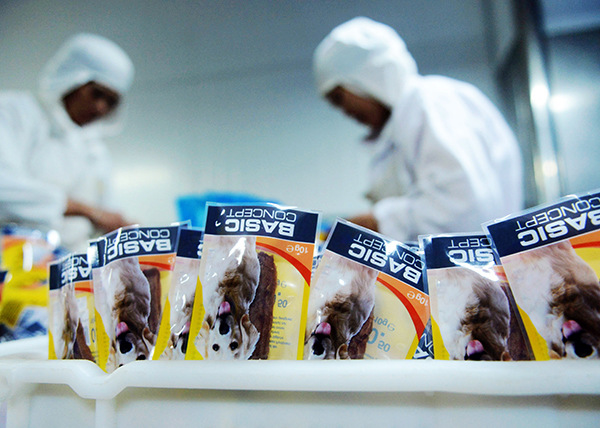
[{"xmin": 0, "ymin": 0, "xmax": 504, "ymax": 227}]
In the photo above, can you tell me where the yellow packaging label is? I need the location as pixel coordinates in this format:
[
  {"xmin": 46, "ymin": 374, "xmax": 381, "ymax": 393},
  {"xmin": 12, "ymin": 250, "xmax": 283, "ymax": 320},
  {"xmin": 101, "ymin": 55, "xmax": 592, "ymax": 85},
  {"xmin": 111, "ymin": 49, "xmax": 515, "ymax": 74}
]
[
  {"xmin": 515, "ymin": 305, "xmax": 550, "ymax": 361},
  {"xmin": 48, "ymin": 329, "xmax": 57, "ymax": 359},
  {"xmin": 184, "ymin": 277, "xmax": 205, "ymax": 360},
  {"xmin": 364, "ymin": 278, "xmax": 426, "ymax": 359},
  {"xmin": 256, "ymin": 237, "xmax": 313, "ymax": 360},
  {"xmin": 95, "ymin": 308, "xmax": 109, "ymax": 370},
  {"xmin": 430, "ymin": 317, "xmax": 450, "ymax": 360}
]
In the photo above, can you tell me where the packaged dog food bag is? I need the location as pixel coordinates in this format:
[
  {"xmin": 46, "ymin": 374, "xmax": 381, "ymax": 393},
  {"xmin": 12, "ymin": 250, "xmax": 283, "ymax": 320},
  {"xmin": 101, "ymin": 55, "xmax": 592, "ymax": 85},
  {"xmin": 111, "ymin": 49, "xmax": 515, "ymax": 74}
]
[
  {"xmin": 159, "ymin": 228, "xmax": 203, "ymax": 360},
  {"xmin": 0, "ymin": 225, "xmax": 65, "ymax": 342},
  {"xmin": 48, "ymin": 253, "xmax": 96, "ymax": 361},
  {"xmin": 91, "ymin": 224, "xmax": 181, "ymax": 372},
  {"xmin": 303, "ymin": 219, "xmax": 429, "ymax": 360},
  {"xmin": 420, "ymin": 233, "xmax": 533, "ymax": 361},
  {"xmin": 186, "ymin": 203, "xmax": 320, "ymax": 360},
  {"xmin": 484, "ymin": 189, "xmax": 600, "ymax": 360}
]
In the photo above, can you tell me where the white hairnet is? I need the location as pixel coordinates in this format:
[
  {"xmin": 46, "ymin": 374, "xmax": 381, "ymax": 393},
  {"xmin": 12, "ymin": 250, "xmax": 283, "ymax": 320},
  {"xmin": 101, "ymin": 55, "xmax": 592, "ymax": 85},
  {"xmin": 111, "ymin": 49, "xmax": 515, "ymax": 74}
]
[
  {"xmin": 313, "ymin": 17, "xmax": 418, "ymax": 108},
  {"xmin": 38, "ymin": 33, "xmax": 134, "ymax": 132}
]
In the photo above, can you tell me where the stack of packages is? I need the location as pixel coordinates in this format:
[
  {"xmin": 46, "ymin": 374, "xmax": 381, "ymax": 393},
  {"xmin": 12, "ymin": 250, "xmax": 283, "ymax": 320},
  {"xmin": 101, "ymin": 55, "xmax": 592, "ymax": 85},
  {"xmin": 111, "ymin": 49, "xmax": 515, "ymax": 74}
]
[
  {"xmin": 49, "ymin": 203, "xmax": 324, "ymax": 371},
  {"xmin": 49, "ymin": 223, "xmax": 198, "ymax": 371},
  {"xmin": 423, "ymin": 188, "xmax": 600, "ymax": 361},
  {"xmin": 48, "ymin": 189, "xmax": 600, "ymax": 371}
]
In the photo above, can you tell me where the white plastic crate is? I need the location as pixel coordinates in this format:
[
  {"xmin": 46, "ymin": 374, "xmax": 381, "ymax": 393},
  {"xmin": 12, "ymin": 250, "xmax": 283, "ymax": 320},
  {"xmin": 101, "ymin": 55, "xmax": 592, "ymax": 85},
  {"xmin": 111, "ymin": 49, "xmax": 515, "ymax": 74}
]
[{"xmin": 0, "ymin": 336, "xmax": 599, "ymax": 428}]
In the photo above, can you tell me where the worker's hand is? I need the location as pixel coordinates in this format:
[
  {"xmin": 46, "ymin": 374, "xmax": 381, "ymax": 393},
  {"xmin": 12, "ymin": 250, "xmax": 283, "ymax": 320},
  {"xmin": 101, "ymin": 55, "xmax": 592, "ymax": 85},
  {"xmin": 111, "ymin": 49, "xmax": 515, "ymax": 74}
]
[
  {"xmin": 65, "ymin": 199, "xmax": 134, "ymax": 234},
  {"xmin": 346, "ymin": 212, "xmax": 379, "ymax": 232},
  {"xmin": 88, "ymin": 208, "xmax": 133, "ymax": 233}
]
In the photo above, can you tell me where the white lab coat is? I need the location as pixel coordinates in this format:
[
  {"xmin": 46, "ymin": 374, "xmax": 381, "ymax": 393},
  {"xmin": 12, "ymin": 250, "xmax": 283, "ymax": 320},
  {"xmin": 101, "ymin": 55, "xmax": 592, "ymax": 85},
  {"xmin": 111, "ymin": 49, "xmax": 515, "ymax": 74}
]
[
  {"xmin": 0, "ymin": 34, "xmax": 134, "ymax": 251},
  {"xmin": 366, "ymin": 75, "xmax": 523, "ymax": 241},
  {"xmin": 314, "ymin": 17, "xmax": 523, "ymax": 242},
  {"xmin": 0, "ymin": 91, "xmax": 115, "ymax": 250}
]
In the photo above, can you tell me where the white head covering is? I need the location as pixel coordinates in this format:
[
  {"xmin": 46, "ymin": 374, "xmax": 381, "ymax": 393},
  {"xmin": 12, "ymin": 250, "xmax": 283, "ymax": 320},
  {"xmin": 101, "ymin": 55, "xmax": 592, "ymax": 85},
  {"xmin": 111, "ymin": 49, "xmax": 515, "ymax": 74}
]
[
  {"xmin": 38, "ymin": 33, "xmax": 135, "ymax": 134},
  {"xmin": 313, "ymin": 17, "xmax": 418, "ymax": 108}
]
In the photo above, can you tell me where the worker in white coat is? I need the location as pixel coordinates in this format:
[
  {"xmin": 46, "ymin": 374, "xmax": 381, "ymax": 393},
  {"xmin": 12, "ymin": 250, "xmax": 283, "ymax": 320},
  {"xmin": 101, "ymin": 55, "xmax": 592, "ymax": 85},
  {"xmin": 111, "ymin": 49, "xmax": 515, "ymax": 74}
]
[
  {"xmin": 0, "ymin": 33, "xmax": 135, "ymax": 251},
  {"xmin": 314, "ymin": 17, "xmax": 524, "ymax": 242}
]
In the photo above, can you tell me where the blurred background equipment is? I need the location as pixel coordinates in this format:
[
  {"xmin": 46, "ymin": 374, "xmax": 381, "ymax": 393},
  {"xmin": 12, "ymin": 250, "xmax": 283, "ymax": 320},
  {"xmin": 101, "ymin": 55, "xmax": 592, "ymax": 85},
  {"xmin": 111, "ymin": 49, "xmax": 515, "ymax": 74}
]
[{"xmin": 176, "ymin": 191, "xmax": 279, "ymax": 229}]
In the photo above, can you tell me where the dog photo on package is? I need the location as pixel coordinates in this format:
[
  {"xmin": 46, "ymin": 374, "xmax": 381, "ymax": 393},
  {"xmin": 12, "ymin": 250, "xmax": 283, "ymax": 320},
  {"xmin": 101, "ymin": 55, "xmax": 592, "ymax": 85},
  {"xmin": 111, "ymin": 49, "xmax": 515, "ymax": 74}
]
[
  {"xmin": 186, "ymin": 203, "xmax": 320, "ymax": 360},
  {"xmin": 485, "ymin": 189, "xmax": 600, "ymax": 360},
  {"xmin": 421, "ymin": 233, "xmax": 533, "ymax": 361},
  {"xmin": 91, "ymin": 225, "xmax": 180, "ymax": 372},
  {"xmin": 161, "ymin": 228, "xmax": 203, "ymax": 360},
  {"xmin": 48, "ymin": 253, "xmax": 95, "ymax": 362},
  {"xmin": 304, "ymin": 219, "xmax": 429, "ymax": 360}
]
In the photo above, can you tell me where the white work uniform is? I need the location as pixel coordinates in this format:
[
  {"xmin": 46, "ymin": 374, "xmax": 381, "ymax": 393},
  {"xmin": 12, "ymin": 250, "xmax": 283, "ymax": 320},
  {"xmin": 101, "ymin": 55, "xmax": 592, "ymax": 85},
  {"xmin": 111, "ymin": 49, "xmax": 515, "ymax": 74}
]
[
  {"xmin": 314, "ymin": 17, "xmax": 523, "ymax": 242},
  {"xmin": 0, "ymin": 33, "xmax": 134, "ymax": 251}
]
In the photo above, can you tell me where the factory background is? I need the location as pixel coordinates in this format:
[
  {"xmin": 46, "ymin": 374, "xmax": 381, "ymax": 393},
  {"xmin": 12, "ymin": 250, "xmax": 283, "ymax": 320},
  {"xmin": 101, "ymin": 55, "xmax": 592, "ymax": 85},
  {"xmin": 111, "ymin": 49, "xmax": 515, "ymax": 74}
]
[{"xmin": 1, "ymin": 0, "xmax": 598, "ymax": 226}]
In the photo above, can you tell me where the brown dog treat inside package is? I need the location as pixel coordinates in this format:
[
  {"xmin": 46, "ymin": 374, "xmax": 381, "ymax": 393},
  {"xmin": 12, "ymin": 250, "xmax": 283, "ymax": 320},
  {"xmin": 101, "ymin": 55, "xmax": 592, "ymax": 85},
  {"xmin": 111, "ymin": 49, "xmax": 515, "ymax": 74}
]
[
  {"xmin": 249, "ymin": 252, "xmax": 278, "ymax": 359},
  {"xmin": 143, "ymin": 267, "xmax": 162, "ymax": 336},
  {"xmin": 74, "ymin": 321, "xmax": 94, "ymax": 361},
  {"xmin": 348, "ymin": 310, "xmax": 374, "ymax": 359}
]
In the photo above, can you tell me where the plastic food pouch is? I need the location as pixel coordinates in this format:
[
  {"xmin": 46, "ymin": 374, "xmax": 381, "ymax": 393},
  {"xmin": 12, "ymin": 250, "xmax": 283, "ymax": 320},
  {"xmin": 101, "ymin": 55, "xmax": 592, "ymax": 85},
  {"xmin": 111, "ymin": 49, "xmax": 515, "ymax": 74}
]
[
  {"xmin": 420, "ymin": 233, "xmax": 533, "ymax": 361},
  {"xmin": 484, "ymin": 189, "xmax": 600, "ymax": 360},
  {"xmin": 159, "ymin": 228, "xmax": 203, "ymax": 360},
  {"xmin": 91, "ymin": 225, "xmax": 180, "ymax": 372},
  {"xmin": 0, "ymin": 225, "xmax": 64, "ymax": 342},
  {"xmin": 303, "ymin": 219, "xmax": 429, "ymax": 360},
  {"xmin": 186, "ymin": 203, "xmax": 320, "ymax": 360},
  {"xmin": 48, "ymin": 253, "xmax": 96, "ymax": 361}
]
